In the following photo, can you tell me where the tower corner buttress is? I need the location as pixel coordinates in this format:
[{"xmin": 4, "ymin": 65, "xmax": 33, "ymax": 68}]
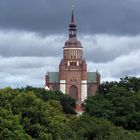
[{"xmin": 81, "ymin": 59, "xmax": 87, "ymax": 102}]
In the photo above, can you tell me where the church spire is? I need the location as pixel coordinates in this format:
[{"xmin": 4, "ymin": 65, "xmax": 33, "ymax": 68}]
[
  {"xmin": 71, "ymin": 7, "xmax": 75, "ymax": 24},
  {"xmin": 69, "ymin": 7, "xmax": 77, "ymax": 38}
]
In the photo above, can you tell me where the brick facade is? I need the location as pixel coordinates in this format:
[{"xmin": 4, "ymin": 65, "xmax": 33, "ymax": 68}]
[{"xmin": 45, "ymin": 10, "xmax": 101, "ymax": 113}]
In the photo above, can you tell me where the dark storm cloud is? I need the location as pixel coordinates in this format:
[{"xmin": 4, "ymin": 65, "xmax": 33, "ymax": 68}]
[
  {"xmin": 0, "ymin": 0, "xmax": 140, "ymax": 88},
  {"xmin": 0, "ymin": 0, "xmax": 140, "ymax": 35}
]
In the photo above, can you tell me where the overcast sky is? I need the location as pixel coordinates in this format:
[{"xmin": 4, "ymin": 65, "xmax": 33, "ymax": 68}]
[{"xmin": 0, "ymin": 0, "xmax": 140, "ymax": 88}]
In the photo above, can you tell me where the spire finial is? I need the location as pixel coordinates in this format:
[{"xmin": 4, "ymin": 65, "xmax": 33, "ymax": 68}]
[
  {"xmin": 71, "ymin": 5, "xmax": 75, "ymax": 24},
  {"xmin": 69, "ymin": 6, "xmax": 77, "ymax": 38}
]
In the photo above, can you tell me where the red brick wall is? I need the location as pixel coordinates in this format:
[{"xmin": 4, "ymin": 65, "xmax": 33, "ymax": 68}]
[
  {"xmin": 65, "ymin": 70, "xmax": 82, "ymax": 101},
  {"xmin": 87, "ymin": 83, "xmax": 99, "ymax": 96}
]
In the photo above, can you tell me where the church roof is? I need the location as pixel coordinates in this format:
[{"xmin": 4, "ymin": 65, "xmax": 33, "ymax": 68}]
[
  {"xmin": 87, "ymin": 72, "xmax": 98, "ymax": 83},
  {"xmin": 48, "ymin": 72, "xmax": 59, "ymax": 83},
  {"xmin": 47, "ymin": 72, "xmax": 98, "ymax": 83},
  {"xmin": 64, "ymin": 38, "xmax": 82, "ymax": 48}
]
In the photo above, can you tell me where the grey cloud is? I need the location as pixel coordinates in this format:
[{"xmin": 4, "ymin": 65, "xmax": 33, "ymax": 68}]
[
  {"xmin": 1, "ymin": 31, "xmax": 140, "ymax": 64},
  {"xmin": 0, "ymin": 56, "xmax": 60, "ymax": 71},
  {"xmin": 81, "ymin": 34, "xmax": 140, "ymax": 63},
  {"xmin": 0, "ymin": 0, "xmax": 140, "ymax": 87},
  {"xmin": 90, "ymin": 49, "xmax": 140, "ymax": 80},
  {"xmin": 0, "ymin": 0, "xmax": 140, "ymax": 35},
  {"xmin": 0, "ymin": 56, "xmax": 60, "ymax": 88},
  {"xmin": 0, "ymin": 31, "xmax": 64, "ymax": 57},
  {"xmin": 0, "ymin": 47, "xmax": 140, "ymax": 87}
]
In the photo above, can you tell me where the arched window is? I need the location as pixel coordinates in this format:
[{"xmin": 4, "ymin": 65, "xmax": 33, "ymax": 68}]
[{"xmin": 69, "ymin": 85, "xmax": 78, "ymax": 101}]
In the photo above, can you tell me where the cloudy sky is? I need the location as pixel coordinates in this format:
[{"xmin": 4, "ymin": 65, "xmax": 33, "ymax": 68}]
[{"xmin": 0, "ymin": 0, "xmax": 140, "ymax": 88}]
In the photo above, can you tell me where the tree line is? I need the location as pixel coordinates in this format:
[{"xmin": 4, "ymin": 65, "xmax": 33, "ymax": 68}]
[{"xmin": 0, "ymin": 76, "xmax": 140, "ymax": 140}]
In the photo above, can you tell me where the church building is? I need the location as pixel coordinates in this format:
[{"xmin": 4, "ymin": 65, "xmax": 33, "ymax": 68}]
[{"xmin": 45, "ymin": 10, "xmax": 100, "ymax": 112}]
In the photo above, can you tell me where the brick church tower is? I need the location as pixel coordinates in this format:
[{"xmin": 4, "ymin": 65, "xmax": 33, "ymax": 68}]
[
  {"xmin": 45, "ymin": 9, "xmax": 100, "ymax": 112},
  {"xmin": 59, "ymin": 9, "xmax": 87, "ymax": 103}
]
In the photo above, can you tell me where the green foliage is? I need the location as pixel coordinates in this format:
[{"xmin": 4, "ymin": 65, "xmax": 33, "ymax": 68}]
[
  {"xmin": 17, "ymin": 86, "xmax": 76, "ymax": 115},
  {"xmin": 85, "ymin": 76, "xmax": 140, "ymax": 131},
  {"xmin": 61, "ymin": 115, "xmax": 140, "ymax": 140},
  {"xmin": 0, "ymin": 88, "xmax": 66, "ymax": 139},
  {"xmin": 0, "ymin": 87, "xmax": 19, "ymax": 110},
  {"xmin": 98, "ymin": 76, "xmax": 140, "ymax": 94},
  {"xmin": 0, "ymin": 108, "xmax": 31, "ymax": 140},
  {"xmin": 11, "ymin": 92, "xmax": 66, "ymax": 139},
  {"xmin": 0, "ymin": 83, "xmax": 140, "ymax": 139}
]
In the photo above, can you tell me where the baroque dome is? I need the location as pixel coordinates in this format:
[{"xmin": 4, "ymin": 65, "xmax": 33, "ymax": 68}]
[{"xmin": 64, "ymin": 38, "xmax": 82, "ymax": 48}]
